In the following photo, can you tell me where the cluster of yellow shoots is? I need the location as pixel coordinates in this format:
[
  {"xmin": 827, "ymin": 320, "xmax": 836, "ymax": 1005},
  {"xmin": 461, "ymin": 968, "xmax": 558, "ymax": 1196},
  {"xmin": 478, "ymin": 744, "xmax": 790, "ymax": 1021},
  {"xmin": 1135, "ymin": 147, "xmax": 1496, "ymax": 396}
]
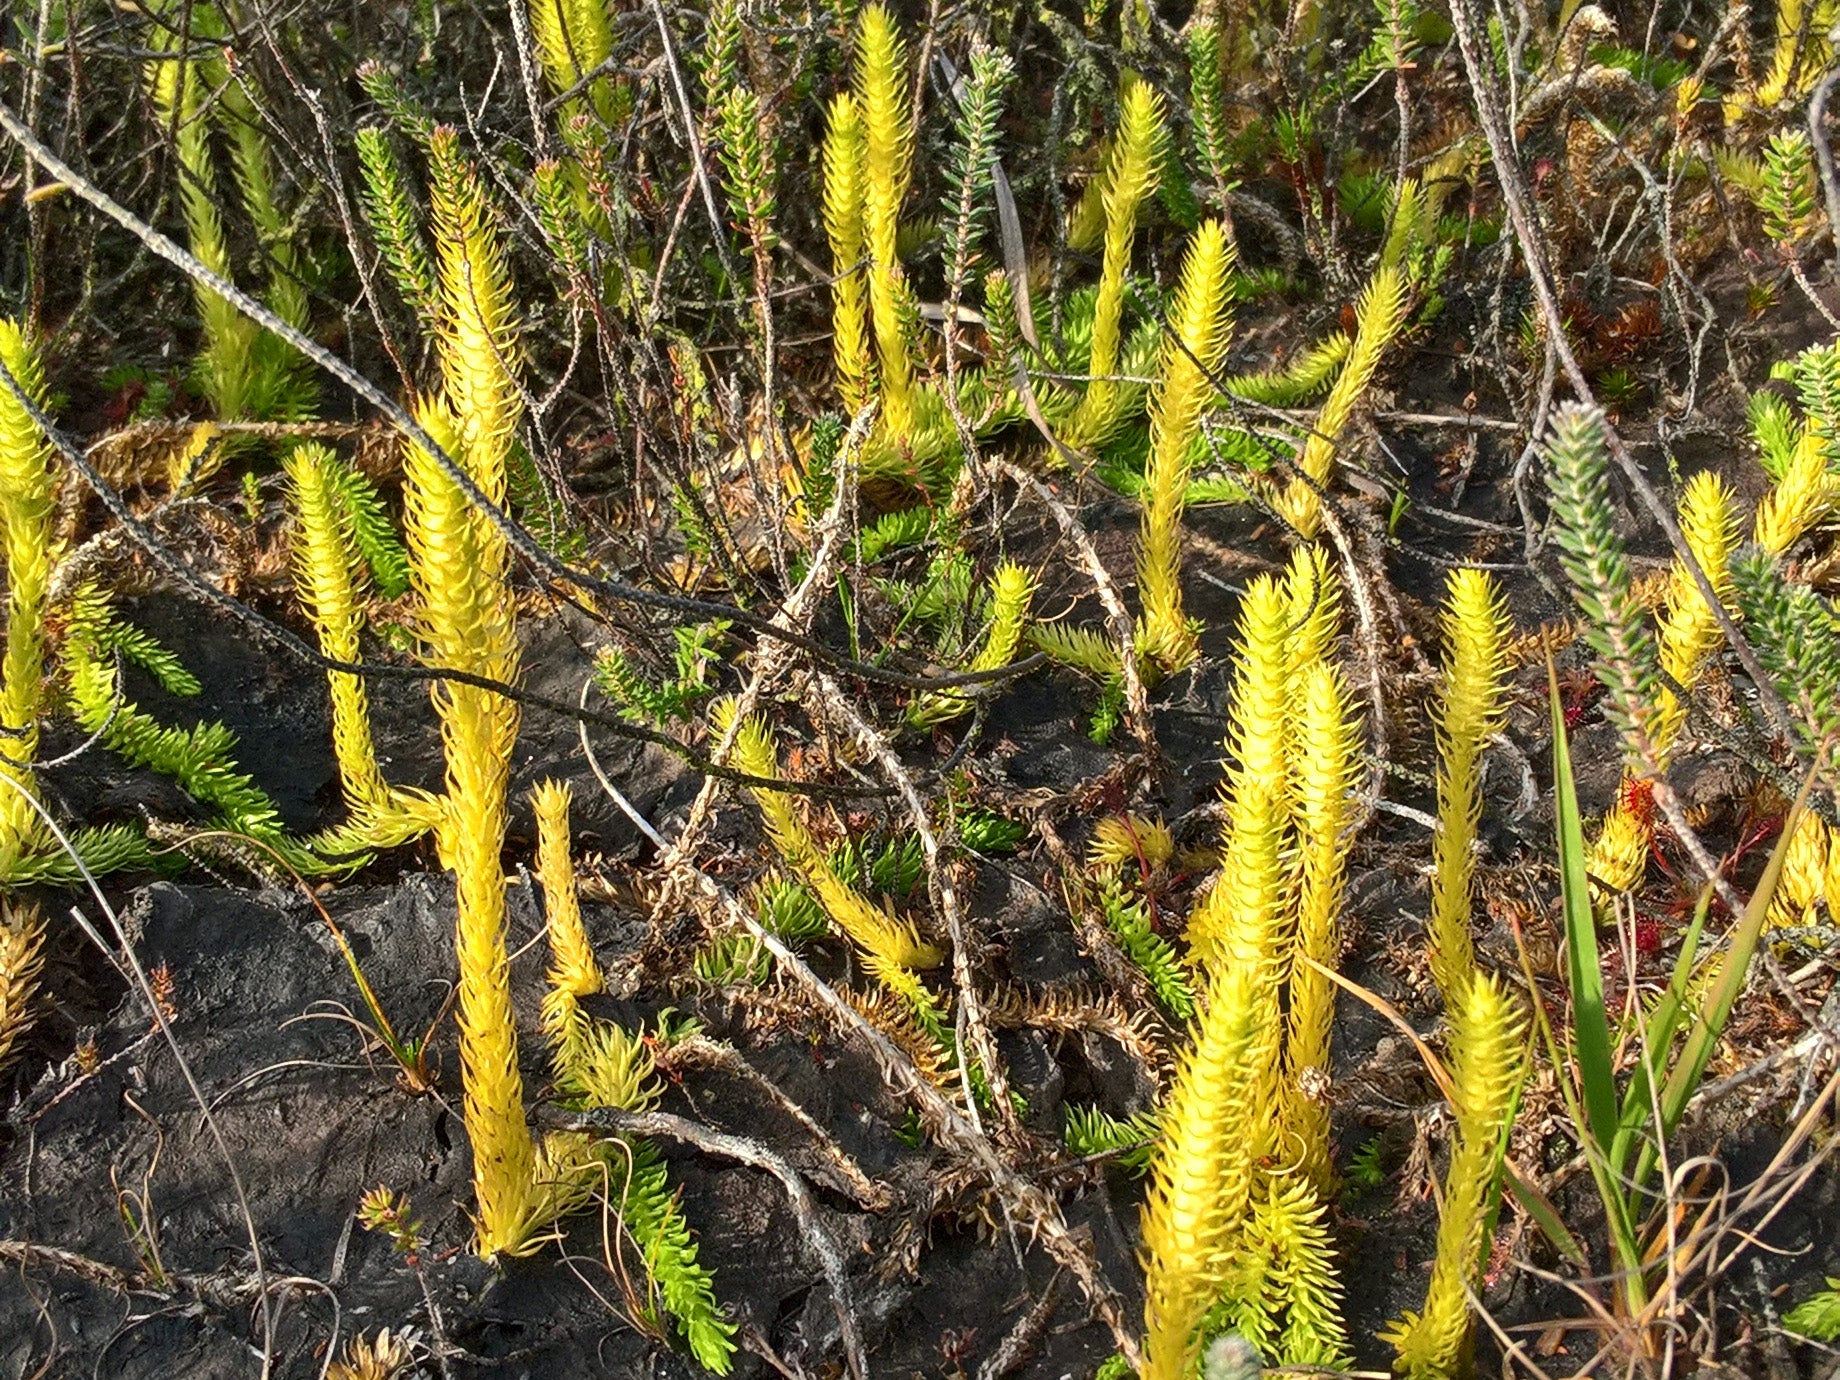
[
  {"xmin": 1585, "ymin": 414, "xmax": 1840, "ymax": 921},
  {"xmin": 0, "ymin": 321, "xmax": 57, "ymax": 876},
  {"xmin": 822, "ymin": 5, "xmax": 929, "ymax": 458},
  {"xmin": 1138, "ymin": 550, "xmax": 1526, "ymax": 1380},
  {"xmin": 816, "ymin": 4, "xmax": 1442, "ymax": 691},
  {"xmin": 0, "ymin": 321, "xmax": 56, "ymax": 1063},
  {"xmin": 723, "ymin": 706, "xmax": 971, "ymax": 1088},
  {"xmin": 279, "ymin": 129, "xmax": 675, "ymax": 1273}
]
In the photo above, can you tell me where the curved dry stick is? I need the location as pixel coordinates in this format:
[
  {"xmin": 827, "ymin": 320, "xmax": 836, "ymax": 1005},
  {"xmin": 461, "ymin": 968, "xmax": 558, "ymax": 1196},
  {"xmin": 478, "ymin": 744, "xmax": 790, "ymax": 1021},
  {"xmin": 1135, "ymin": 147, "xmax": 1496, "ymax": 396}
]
[
  {"xmin": 1443, "ymin": 0, "xmax": 1798, "ymax": 752},
  {"xmin": 987, "ymin": 458, "xmax": 1155, "ymax": 760},
  {"xmin": 669, "ymin": 1035, "xmax": 895, "ymax": 1211},
  {"xmin": 0, "ymin": 778, "xmax": 278, "ymax": 1375},
  {"xmin": 548, "ymin": 1105, "xmax": 868, "ymax": 1380},
  {"xmin": 575, "ymin": 768, "xmax": 1144, "ymax": 1368},
  {"xmin": 810, "ymin": 672, "xmax": 1019, "ymax": 1143}
]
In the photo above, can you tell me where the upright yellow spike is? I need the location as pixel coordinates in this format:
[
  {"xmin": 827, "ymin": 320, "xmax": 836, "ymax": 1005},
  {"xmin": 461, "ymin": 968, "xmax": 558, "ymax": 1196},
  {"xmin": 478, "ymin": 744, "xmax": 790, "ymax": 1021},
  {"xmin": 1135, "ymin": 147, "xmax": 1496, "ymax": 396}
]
[
  {"xmin": 1185, "ymin": 574, "xmax": 1293, "ymax": 978},
  {"xmin": 1428, "ymin": 568, "xmax": 1509, "ymax": 1008},
  {"xmin": 1139, "ymin": 952, "xmax": 1266, "ymax": 1380},
  {"xmin": 0, "ymin": 321, "xmax": 57, "ymax": 871},
  {"xmin": 1590, "ymin": 471, "xmax": 1741, "ymax": 896},
  {"xmin": 1278, "ymin": 266, "xmax": 1407, "ymax": 537},
  {"xmin": 529, "ymin": 0, "xmax": 615, "ymax": 123},
  {"xmin": 404, "ymin": 394, "xmax": 536, "ymax": 1260},
  {"xmin": 1654, "ymin": 472, "xmax": 1740, "ymax": 745},
  {"xmin": 1068, "ymin": 79, "xmax": 1164, "ymax": 448},
  {"xmin": 145, "ymin": 10, "xmax": 259, "ymax": 423},
  {"xmin": 855, "ymin": 5, "xmax": 915, "ymax": 440},
  {"xmin": 1283, "ymin": 543, "xmax": 1342, "ymax": 674},
  {"xmin": 426, "ymin": 127, "xmax": 524, "ymax": 481},
  {"xmin": 907, "ymin": 561, "xmax": 1036, "ymax": 727},
  {"xmin": 1824, "ymin": 822, "xmax": 1840, "ymax": 921},
  {"xmin": 1382, "ymin": 974, "xmax": 1527, "ymax": 1379},
  {"xmin": 0, "ymin": 903, "xmax": 45, "ymax": 1074},
  {"xmin": 822, "ymin": 93, "xmax": 874, "ymax": 415},
  {"xmin": 1136, "ymin": 220, "xmax": 1236, "ymax": 674},
  {"xmin": 1753, "ymin": 428, "xmax": 1835, "ymax": 556},
  {"xmin": 1283, "ymin": 660, "xmax": 1361, "ymax": 1192},
  {"xmin": 284, "ymin": 445, "xmax": 388, "ymax": 813},
  {"xmin": 1769, "ymin": 810, "xmax": 1831, "ymax": 930},
  {"xmin": 532, "ymin": 780, "xmax": 604, "ymax": 1055}
]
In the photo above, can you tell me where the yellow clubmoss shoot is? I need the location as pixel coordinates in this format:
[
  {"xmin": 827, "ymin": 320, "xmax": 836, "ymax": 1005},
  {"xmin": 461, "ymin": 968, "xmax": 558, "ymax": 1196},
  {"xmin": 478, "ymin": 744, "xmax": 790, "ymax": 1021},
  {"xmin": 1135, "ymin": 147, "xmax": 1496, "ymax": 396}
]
[
  {"xmin": 1137, "ymin": 220, "xmax": 1236, "ymax": 674},
  {"xmin": 1382, "ymin": 974, "xmax": 1526, "ymax": 1380},
  {"xmin": 1824, "ymin": 822, "xmax": 1840, "ymax": 921},
  {"xmin": 1227, "ymin": 1174, "xmax": 1353, "ymax": 1367},
  {"xmin": 1186, "ymin": 573, "xmax": 1291, "ymax": 979},
  {"xmin": 403, "ymin": 396, "xmax": 536, "ymax": 1260},
  {"xmin": 1754, "ymin": 429, "xmax": 1834, "ymax": 556},
  {"xmin": 0, "ymin": 320, "xmax": 58, "ymax": 868},
  {"xmin": 1750, "ymin": 0, "xmax": 1833, "ymax": 109},
  {"xmin": 284, "ymin": 444, "xmax": 388, "ymax": 813},
  {"xmin": 907, "ymin": 561, "xmax": 1036, "ymax": 727},
  {"xmin": 855, "ymin": 5, "xmax": 915, "ymax": 440},
  {"xmin": 1769, "ymin": 809, "xmax": 1831, "ymax": 929},
  {"xmin": 427, "ymin": 127, "xmax": 524, "ymax": 478},
  {"xmin": 0, "ymin": 903, "xmax": 46, "ymax": 1073},
  {"xmin": 531, "ymin": 780, "xmax": 604, "ymax": 1056},
  {"xmin": 1283, "ymin": 544, "xmax": 1343, "ymax": 673},
  {"xmin": 1139, "ymin": 953, "xmax": 1265, "ymax": 1380},
  {"xmin": 146, "ymin": 21, "xmax": 258, "ymax": 422},
  {"xmin": 528, "ymin": 0, "xmax": 616, "ymax": 126},
  {"xmin": 1068, "ymin": 79, "xmax": 1163, "ymax": 448},
  {"xmin": 1654, "ymin": 472, "xmax": 1740, "ymax": 746},
  {"xmin": 1279, "ymin": 266, "xmax": 1407, "ymax": 537},
  {"xmin": 1590, "ymin": 472, "xmax": 1738, "ymax": 901},
  {"xmin": 1428, "ymin": 568, "xmax": 1509, "ymax": 1009},
  {"xmin": 1588, "ymin": 796, "xmax": 1651, "ymax": 895},
  {"xmin": 1284, "ymin": 660, "xmax": 1361, "ymax": 1193},
  {"xmin": 1089, "ymin": 813, "xmax": 1175, "ymax": 872},
  {"xmin": 822, "ymin": 93, "xmax": 874, "ymax": 416},
  {"xmin": 723, "ymin": 708, "xmax": 942, "ymax": 972}
]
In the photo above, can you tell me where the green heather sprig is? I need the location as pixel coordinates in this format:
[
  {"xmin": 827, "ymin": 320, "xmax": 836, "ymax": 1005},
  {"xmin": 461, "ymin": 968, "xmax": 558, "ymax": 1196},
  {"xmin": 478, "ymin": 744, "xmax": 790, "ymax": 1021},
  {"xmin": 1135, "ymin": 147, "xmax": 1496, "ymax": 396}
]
[
  {"xmin": 317, "ymin": 450, "xmax": 411, "ymax": 598},
  {"xmin": 619, "ymin": 1138, "xmax": 738, "ymax": 1371},
  {"xmin": 939, "ymin": 44, "xmax": 1015, "ymax": 300},
  {"xmin": 356, "ymin": 61, "xmax": 437, "ymax": 145},
  {"xmin": 1065, "ymin": 1103, "xmax": 1160, "ymax": 1175},
  {"xmin": 1758, "ymin": 129, "xmax": 1822, "ymax": 247},
  {"xmin": 65, "ymin": 590, "xmax": 320, "ymax": 874},
  {"xmin": 533, "ymin": 160, "xmax": 594, "ymax": 297},
  {"xmin": 1731, "ymin": 550, "xmax": 1840, "ymax": 771},
  {"xmin": 1541, "ymin": 403, "xmax": 1663, "ymax": 767},
  {"xmin": 1186, "ymin": 22, "xmax": 1232, "ymax": 202},
  {"xmin": 1095, "ymin": 868, "xmax": 1195, "ymax": 1019},
  {"xmin": 696, "ymin": 0, "xmax": 744, "ymax": 98},
  {"xmin": 1790, "ymin": 341, "xmax": 1840, "ymax": 450},
  {"xmin": 355, "ymin": 127, "xmax": 439, "ymax": 332},
  {"xmin": 715, "ymin": 89, "xmax": 778, "ymax": 250}
]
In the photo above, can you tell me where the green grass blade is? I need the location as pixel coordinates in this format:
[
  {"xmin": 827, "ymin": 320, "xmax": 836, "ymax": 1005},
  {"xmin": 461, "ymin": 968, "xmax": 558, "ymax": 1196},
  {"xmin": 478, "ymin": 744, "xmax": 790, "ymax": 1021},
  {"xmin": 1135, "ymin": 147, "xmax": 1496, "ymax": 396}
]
[
  {"xmin": 1504, "ymin": 1160, "xmax": 1589, "ymax": 1267},
  {"xmin": 1549, "ymin": 661, "xmax": 1620, "ymax": 1157},
  {"xmin": 1652, "ymin": 783, "xmax": 1809, "ymax": 1151},
  {"xmin": 1610, "ymin": 883, "xmax": 1710, "ymax": 1180}
]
